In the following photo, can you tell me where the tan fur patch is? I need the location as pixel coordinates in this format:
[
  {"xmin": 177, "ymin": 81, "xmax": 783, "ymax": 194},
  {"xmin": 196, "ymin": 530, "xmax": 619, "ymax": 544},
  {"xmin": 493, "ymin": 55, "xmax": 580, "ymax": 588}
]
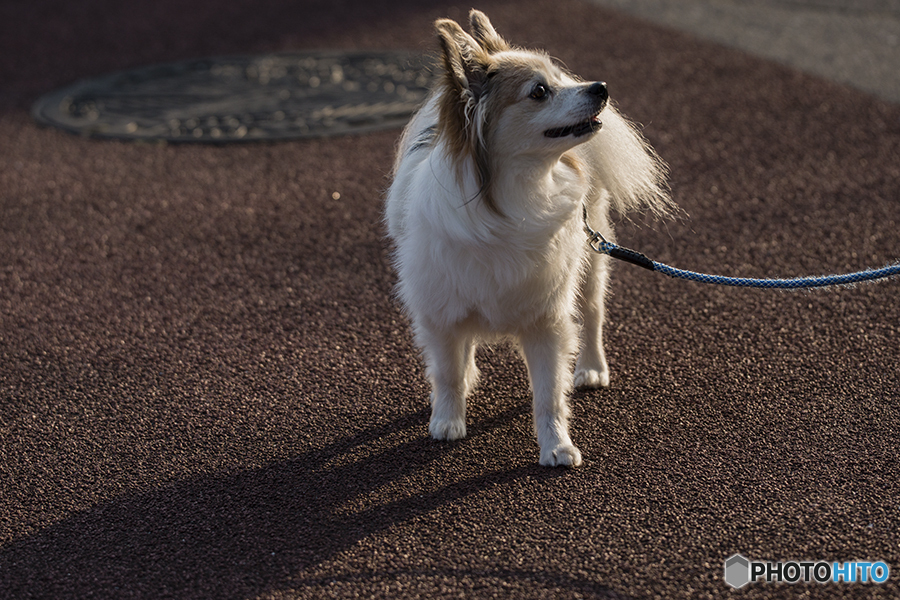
[{"xmin": 560, "ymin": 151, "xmax": 585, "ymax": 179}]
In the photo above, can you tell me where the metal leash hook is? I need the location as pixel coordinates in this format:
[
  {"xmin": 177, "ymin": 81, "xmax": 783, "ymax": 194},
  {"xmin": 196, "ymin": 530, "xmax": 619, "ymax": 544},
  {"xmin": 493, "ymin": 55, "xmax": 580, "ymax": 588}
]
[
  {"xmin": 582, "ymin": 205, "xmax": 655, "ymax": 271},
  {"xmin": 581, "ymin": 204, "xmax": 900, "ymax": 288}
]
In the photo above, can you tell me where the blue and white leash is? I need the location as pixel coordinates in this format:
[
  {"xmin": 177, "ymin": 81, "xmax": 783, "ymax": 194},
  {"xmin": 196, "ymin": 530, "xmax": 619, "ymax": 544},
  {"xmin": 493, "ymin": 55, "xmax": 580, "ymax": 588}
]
[{"xmin": 582, "ymin": 207, "xmax": 900, "ymax": 289}]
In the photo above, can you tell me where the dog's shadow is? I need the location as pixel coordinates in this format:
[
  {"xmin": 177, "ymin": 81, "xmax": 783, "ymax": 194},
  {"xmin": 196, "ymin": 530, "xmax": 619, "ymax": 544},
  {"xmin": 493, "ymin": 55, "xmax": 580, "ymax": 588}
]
[{"xmin": 0, "ymin": 405, "xmax": 628, "ymax": 599}]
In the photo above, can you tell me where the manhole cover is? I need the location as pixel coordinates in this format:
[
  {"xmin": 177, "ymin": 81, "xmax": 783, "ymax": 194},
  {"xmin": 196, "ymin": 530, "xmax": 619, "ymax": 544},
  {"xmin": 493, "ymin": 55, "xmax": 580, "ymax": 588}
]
[{"xmin": 31, "ymin": 50, "xmax": 435, "ymax": 142}]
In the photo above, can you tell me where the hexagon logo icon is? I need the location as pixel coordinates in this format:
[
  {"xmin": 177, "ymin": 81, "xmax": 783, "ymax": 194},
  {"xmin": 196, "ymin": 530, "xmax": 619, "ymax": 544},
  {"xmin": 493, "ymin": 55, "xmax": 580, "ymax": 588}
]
[{"xmin": 724, "ymin": 554, "xmax": 751, "ymax": 588}]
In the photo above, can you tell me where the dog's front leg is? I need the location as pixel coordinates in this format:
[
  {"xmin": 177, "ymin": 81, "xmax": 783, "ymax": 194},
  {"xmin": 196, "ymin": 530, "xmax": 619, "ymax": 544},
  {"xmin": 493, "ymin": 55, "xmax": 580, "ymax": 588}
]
[
  {"xmin": 417, "ymin": 323, "xmax": 478, "ymax": 441},
  {"xmin": 575, "ymin": 251, "xmax": 611, "ymax": 388},
  {"xmin": 520, "ymin": 320, "xmax": 582, "ymax": 467}
]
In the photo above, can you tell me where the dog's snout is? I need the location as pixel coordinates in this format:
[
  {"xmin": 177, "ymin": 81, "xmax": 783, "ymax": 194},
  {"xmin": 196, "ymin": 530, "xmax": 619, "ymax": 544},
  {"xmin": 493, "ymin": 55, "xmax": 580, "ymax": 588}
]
[{"xmin": 587, "ymin": 81, "xmax": 608, "ymax": 104}]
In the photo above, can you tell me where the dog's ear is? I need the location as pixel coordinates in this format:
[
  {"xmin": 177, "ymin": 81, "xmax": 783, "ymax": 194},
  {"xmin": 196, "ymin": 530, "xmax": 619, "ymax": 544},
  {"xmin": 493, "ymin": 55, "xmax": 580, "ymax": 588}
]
[
  {"xmin": 468, "ymin": 10, "xmax": 509, "ymax": 54},
  {"xmin": 435, "ymin": 18, "xmax": 491, "ymax": 102},
  {"xmin": 434, "ymin": 17, "xmax": 500, "ymax": 215}
]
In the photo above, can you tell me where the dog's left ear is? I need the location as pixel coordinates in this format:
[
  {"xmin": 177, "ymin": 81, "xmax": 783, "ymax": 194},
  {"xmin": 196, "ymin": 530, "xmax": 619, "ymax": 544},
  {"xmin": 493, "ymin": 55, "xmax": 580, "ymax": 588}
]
[
  {"xmin": 435, "ymin": 18, "xmax": 491, "ymax": 102},
  {"xmin": 469, "ymin": 10, "xmax": 510, "ymax": 54}
]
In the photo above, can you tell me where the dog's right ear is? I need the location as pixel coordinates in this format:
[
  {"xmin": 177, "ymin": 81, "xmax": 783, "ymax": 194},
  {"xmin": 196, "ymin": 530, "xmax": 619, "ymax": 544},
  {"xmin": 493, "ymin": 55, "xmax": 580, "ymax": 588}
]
[
  {"xmin": 435, "ymin": 18, "xmax": 491, "ymax": 102},
  {"xmin": 469, "ymin": 10, "xmax": 510, "ymax": 54}
]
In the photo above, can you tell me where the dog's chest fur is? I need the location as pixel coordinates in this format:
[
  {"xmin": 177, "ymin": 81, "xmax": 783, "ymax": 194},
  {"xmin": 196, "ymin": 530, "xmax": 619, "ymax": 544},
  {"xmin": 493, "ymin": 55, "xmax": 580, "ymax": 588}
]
[{"xmin": 394, "ymin": 155, "xmax": 590, "ymax": 332}]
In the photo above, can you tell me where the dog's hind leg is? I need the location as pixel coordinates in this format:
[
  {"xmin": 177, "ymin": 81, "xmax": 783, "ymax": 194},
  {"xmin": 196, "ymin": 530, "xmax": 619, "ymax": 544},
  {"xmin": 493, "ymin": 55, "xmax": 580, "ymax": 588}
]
[
  {"xmin": 520, "ymin": 319, "xmax": 582, "ymax": 467},
  {"xmin": 418, "ymin": 324, "xmax": 478, "ymax": 441},
  {"xmin": 575, "ymin": 250, "xmax": 611, "ymax": 389}
]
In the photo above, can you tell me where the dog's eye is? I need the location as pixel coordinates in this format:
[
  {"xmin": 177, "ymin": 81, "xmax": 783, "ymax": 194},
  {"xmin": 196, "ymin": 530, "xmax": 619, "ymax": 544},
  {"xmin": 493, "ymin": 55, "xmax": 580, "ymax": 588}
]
[{"xmin": 529, "ymin": 83, "xmax": 549, "ymax": 101}]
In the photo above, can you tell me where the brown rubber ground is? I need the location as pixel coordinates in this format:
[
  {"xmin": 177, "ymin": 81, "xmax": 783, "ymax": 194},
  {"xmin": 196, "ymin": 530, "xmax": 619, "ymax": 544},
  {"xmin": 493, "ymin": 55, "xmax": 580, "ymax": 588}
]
[{"xmin": 1, "ymin": 1, "xmax": 898, "ymax": 598}]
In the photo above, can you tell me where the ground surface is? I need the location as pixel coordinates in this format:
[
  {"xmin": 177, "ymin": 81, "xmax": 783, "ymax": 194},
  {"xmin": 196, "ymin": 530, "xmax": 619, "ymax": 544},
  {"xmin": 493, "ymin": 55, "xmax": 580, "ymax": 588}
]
[{"xmin": 1, "ymin": 0, "xmax": 898, "ymax": 598}]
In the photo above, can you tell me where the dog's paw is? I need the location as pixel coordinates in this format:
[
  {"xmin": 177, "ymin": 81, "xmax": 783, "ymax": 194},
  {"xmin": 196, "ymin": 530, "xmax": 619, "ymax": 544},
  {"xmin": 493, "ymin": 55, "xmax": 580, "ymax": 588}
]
[
  {"xmin": 429, "ymin": 418, "xmax": 466, "ymax": 441},
  {"xmin": 540, "ymin": 444, "xmax": 583, "ymax": 467},
  {"xmin": 574, "ymin": 367, "xmax": 610, "ymax": 389}
]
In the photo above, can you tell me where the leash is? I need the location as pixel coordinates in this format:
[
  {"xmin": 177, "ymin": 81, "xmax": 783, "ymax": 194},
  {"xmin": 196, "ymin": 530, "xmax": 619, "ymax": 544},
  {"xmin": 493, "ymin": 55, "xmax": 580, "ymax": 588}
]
[{"xmin": 582, "ymin": 206, "xmax": 900, "ymax": 289}]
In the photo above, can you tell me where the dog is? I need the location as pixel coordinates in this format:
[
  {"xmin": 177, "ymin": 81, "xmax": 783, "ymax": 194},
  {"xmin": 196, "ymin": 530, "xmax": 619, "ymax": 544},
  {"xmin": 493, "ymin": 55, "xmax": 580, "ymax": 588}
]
[{"xmin": 385, "ymin": 10, "xmax": 675, "ymax": 466}]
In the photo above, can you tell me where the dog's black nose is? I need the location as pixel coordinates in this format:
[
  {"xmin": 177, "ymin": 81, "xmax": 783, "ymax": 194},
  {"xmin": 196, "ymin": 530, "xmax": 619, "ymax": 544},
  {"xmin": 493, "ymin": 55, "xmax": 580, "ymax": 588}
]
[{"xmin": 587, "ymin": 81, "xmax": 608, "ymax": 102}]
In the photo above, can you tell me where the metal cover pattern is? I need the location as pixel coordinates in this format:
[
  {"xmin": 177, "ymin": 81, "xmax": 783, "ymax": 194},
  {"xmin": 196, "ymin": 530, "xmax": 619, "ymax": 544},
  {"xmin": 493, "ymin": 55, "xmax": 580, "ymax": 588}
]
[{"xmin": 31, "ymin": 51, "xmax": 435, "ymax": 142}]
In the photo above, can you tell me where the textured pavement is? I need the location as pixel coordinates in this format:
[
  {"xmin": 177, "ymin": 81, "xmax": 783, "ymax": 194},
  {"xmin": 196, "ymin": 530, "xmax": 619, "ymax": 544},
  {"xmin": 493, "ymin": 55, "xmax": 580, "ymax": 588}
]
[
  {"xmin": 590, "ymin": 0, "xmax": 900, "ymax": 103},
  {"xmin": 1, "ymin": 1, "xmax": 899, "ymax": 598}
]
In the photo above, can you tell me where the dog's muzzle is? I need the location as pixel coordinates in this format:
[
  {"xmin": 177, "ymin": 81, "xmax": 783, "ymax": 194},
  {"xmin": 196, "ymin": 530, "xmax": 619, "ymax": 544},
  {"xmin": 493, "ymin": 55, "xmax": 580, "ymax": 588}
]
[{"xmin": 543, "ymin": 81, "xmax": 608, "ymax": 139}]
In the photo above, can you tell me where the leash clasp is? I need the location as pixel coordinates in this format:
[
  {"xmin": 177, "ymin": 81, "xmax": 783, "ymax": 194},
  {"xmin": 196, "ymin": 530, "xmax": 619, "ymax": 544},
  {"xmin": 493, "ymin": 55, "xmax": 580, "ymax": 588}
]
[
  {"xmin": 582, "ymin": 204, "xmax": 656, "ymax": 270},
  {"xmin": 582, "ymin": 205, "xmax": 613, "ymax": 255}
]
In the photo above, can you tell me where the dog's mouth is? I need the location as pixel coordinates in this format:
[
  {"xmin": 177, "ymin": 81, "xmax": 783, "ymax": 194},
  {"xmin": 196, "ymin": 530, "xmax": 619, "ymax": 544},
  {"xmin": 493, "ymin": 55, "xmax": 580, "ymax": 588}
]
[{"xmin": 544, "ymin": 112, "xmax": 603, "ymax": 139}]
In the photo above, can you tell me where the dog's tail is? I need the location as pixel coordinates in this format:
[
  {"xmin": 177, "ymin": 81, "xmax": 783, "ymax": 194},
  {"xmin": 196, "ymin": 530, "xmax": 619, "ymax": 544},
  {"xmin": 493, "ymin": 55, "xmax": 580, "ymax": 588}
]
[{"xmin": 585, "ymin": 105, "xmax": 677, "ymax": 219}]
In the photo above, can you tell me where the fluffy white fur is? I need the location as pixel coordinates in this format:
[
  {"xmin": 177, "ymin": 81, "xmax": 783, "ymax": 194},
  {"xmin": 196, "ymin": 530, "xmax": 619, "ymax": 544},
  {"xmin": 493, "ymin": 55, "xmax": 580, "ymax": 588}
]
[{"xmin": 385, "ymin": 10, "xmax": 674, "ymax": 466}]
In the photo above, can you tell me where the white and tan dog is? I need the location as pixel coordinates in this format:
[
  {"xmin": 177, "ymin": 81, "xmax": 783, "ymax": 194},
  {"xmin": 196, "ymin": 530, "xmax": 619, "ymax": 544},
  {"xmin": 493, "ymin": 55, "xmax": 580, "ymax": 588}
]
[{"xmin": 385, "ymin": 10, "xmax": 674, "ymax": 466}]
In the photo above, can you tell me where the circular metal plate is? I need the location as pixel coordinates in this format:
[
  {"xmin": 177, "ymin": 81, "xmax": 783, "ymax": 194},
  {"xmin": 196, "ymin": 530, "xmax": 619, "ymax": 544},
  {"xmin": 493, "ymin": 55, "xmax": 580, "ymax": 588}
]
[{"xmin": 31, "ymin": 51, "xmax": 435, "ymax": 143}]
